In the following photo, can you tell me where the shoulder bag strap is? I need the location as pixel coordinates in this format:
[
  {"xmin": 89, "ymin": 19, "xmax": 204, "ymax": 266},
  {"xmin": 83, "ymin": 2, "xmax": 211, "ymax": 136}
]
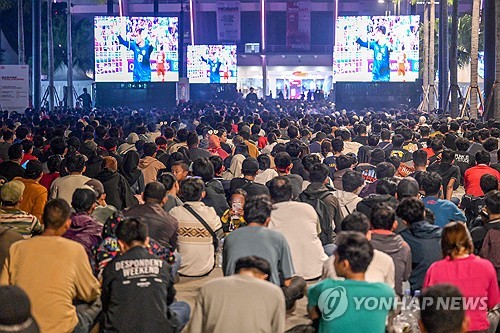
[{"xmin": 183, "ymin": 204, "xmax": 218, "ymax": 248}]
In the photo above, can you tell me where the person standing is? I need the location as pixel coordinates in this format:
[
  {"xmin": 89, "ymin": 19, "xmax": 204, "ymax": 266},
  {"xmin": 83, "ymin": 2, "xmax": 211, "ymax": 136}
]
[{"xmin": 77, "ymin": 88, "xmax": 92, "ymax": 110}]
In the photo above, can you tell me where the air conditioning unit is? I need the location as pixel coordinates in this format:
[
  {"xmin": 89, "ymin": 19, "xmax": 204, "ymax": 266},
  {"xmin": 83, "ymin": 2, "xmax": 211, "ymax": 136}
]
[{"xmin": 245, "ymin": 43, "xmax": 260, "ymax": 54}]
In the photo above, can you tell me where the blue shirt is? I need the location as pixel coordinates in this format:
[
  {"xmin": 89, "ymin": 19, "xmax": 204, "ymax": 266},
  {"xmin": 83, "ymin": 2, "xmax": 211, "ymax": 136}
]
[{"xmin": 422, "ymin": 196, "xmax": 466, "ymax": 228}]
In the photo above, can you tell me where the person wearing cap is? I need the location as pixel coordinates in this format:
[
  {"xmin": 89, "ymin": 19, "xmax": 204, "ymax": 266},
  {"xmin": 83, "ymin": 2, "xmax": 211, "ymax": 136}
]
[
  {"xmin": 63, "ymin": 188, "xmax": 103, "ymax": 264},
  {"xmin": 186, "ymin": 256, "xmax": 285, "ymax": 333},
  {"xmin": 0, "ymin": 180, "xmax": 42, "ymax": 238},
  {"xmin": 230, "ymin": 158, "xmax": 270, "ymax": 199},
  {"xmin": 0, "ymin": 285, "xmax": 40, "ymax": 333},
  {"xmin": 85, "ymin": 179, "xmax": 118, "ymax": 225},
  {"xmin": 117, "ymin": 132, "xmax": 139, "ymax": 156},
  {"xmin": 1, "ymin": 199, "xmax": 101, "ymax": 333},
  {"xmin": 95, "ymin": 157, "xmax": 138, "ymax": 211},
  {"xmin": 103, "ymin": 137, "xmax": 123, "ymax": 168},
  {"xmin": 15, "ymin": 160, "xmax": 47, "ymax": 222}
]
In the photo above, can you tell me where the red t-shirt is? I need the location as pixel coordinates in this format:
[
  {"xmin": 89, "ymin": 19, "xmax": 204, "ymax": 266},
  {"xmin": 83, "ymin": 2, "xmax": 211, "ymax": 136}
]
[
  {"xmin": 424, "ymin": 255, "xmax": 500, "ymax": 331},
  {"xmin": 464, "ymin": 165, "xmax": 500, "ymax": 196}
]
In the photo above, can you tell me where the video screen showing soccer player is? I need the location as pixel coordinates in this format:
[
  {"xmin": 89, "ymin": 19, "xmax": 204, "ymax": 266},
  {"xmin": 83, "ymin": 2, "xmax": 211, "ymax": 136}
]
[
  {"xmin": 187, "ymin": 45, "xmax": 237, "ymax": 84},
  {"xmin": 333, "ymin": 15, "xmax": 419, "ymax": 82},
  {"xmin": 94, "ymin": 16, "xmax": 179, "ymax": 82}
]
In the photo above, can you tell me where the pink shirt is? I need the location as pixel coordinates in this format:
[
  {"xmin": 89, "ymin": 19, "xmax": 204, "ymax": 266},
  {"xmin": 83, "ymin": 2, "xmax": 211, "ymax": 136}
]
[{"xmin": 424, "ymin": 254, "xmax": 500, "ymax": 331}]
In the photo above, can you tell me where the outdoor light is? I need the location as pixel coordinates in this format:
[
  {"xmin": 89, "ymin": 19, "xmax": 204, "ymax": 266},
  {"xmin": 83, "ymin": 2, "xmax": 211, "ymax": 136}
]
[{"xmin": 378, "ymin": 0, "xmax": 385, "ymax": 3}]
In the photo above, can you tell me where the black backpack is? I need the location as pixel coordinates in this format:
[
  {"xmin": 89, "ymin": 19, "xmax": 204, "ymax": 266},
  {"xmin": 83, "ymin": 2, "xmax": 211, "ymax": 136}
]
[{"xmin": 298, "ymin": 191, "xmax": 334, "ymax": 246}]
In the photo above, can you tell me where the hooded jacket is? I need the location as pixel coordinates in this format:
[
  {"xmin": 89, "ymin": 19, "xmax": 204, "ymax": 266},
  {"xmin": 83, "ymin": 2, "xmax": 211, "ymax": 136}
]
[
  {"xmin": 95, "ymin": 169, "xmax": 138, "ymax": 211},
  {"xmin": 139, "ymin": 156, "xmax": 166, "ymax": 185},
  {"xmin": 203, "ymin": 179, "xmax": 230, "ymax": 217},
  {"xmin": 356, "ymin": 194, "xmax": 398, "ymax": 218},
  {"xmin": 371, "ymin": 231, "xmax": 412, "ymax": 296},
  {"xmin": 63, "ymin": 212, "xmax": 103, "ymax": 264},
  {"xmin": 302, "ymin": 182, "xmax": 343, "ymax": 233},
  {"xmin": 117, "ymin": 133, "xmax": 139, "ymax": 155},
  {"xmin": 400, "ymin": 221, "xmax": 442, "ymax": 292},
  {"xmin": 331, "ymin": 189, "xmax": 362, "ymax": 218}
]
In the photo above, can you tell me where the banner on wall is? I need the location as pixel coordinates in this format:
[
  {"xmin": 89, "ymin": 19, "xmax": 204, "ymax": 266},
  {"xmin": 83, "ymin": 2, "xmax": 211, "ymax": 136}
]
[
  {"xmin": 217, "ymin": 1, "xmax": 241, "ymax": 42},
  {"xmin": 286, "ymin": 0, "xmax": 311, "ymax": 51},
  {"xmin": 0, "ymin": 65, "xmax": 29, "ymax": 112}
]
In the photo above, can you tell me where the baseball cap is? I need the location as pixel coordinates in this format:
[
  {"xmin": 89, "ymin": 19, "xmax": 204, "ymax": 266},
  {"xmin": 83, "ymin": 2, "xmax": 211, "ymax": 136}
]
[
  {"xmin": 0, "ymin": 180, "xmax": 25, "ymax": 204},
  {"xmin": 397, "ymin": 177, "xmax": 420, "ymax": 198},
  {"xmin": 0, "ymin": 286, "xmax": 39, "ymax": 333},
  {"xmin": 84, "ymin": 179, "xmax": 105, "ymax": 197}
]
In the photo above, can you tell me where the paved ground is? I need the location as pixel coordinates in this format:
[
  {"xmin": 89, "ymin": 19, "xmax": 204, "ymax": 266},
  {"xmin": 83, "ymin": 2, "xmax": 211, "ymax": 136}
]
[{"xmin": 176, "ymin": 268, "xmax": 312, "ymax": 331}]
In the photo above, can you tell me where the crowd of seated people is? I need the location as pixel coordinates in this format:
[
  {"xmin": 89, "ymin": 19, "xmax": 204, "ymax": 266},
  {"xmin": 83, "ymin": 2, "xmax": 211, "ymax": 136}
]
[{"xmin": 0, "ymin": 99, "xmax": 499, "ymax": 333}]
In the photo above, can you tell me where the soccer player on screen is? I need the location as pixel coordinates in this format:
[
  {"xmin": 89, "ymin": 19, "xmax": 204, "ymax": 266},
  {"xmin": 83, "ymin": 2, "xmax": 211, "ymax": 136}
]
[
  {"xmin": 117, "ymin": 28, "xmax": 154, "ymax": 82},
  {"xmin": 156, "ymin": 51, "xmax": 166, "ymax": 82},
  {"xmin": 356, "ymin": 26, "xmax": 391, "ymax": 82},
  {"xmin": 201, "ymin": 52, "xmax": 222, "ymax": 83}
]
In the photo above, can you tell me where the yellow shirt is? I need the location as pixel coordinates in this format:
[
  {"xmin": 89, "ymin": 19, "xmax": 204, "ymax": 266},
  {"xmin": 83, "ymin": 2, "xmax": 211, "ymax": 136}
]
[{"xmin": 1, "ymin": 236, "xmax": 100, "ymax": 333}]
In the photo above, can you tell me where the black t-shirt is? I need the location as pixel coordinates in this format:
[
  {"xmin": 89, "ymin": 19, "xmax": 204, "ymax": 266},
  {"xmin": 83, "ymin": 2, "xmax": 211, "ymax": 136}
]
[
  {"xmin": 0, "ymin": 161, "xmax": 25, "ymax": 181},
  {"xmin": 230, "ymin": 178, "xmax": 270, "ymax": 198},
  {"xmin": 353, "ymin": 136, "xmax": 369, "ymax": 145},
  {"xmin": 427, "ymin": 162, "xmax": 460, "ymax": 198},
  {"xmin": 389, "ymin": 147, "xmax": 413, "ymax": 163},
  {"xmin": 454, "ymin": 151, "xmax": 475, "ymax": 183},
  {"xmin": 323, "ymin": 155, "xmax": 337, "ymax": 180},
  {"xmin": 444, "ymin": 133, "xmax": 458, "ymax": 150},
  {"xmin": 101, "ymin": 246, "xmax": 177, "ymax": 333}
]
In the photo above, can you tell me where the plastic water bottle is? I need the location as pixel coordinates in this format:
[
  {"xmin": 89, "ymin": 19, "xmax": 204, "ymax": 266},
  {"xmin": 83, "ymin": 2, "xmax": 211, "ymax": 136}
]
[{"xmin": 392, "ymin": 290, "xmax": 420, "ymax": 333}]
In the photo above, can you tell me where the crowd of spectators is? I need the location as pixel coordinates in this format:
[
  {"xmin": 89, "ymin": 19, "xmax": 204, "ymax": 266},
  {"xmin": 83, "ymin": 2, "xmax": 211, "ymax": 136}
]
[{"xmin": 0, "ymin": 98, "xmax": 499, "ymax": 333}]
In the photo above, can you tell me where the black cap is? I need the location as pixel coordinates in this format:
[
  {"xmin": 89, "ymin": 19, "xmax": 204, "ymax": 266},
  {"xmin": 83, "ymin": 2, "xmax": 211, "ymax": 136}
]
[{"xmin": 397, "ymin": 177, "xmax": 420, "ymax": 198}]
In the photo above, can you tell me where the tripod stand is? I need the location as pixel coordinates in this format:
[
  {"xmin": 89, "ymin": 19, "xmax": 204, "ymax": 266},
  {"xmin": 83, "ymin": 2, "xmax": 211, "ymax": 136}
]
[
  {"xmin": 418, "ymin": 84, "xmax": 438, "ymax": 113},
  {"xmin": 41, "ymin": 85, "xmax": 62, "ymax": 111},
  {"xmin": 460, "ymin": 85, "xmax": 484, "ymax": 119},
  {"xmin": 443, "ymin": 84, "xmax": 464, "ymax": 116}
]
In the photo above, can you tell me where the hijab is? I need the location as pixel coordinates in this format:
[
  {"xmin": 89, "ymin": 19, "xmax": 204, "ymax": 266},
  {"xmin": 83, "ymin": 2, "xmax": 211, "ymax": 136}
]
[{"xmin": 119, "ymin": 150, "xmax": 142, "ymax": 185}]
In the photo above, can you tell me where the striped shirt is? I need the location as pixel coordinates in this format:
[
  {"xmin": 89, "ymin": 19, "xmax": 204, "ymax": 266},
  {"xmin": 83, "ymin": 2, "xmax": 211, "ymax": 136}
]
[{"xmin": 0, "ymin": 208, "xmax": 43, "ymax": 238}]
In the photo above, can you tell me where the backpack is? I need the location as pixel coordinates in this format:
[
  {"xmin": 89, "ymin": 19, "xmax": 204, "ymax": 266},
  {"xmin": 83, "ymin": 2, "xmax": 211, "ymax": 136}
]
[{"xmin": 298, "ymin": 191, "xmax": 334, "ymax": 246}]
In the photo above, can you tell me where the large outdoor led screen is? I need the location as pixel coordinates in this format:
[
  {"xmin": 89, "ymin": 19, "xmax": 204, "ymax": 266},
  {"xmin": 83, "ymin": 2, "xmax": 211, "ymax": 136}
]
[
  {"xmin": 187, "ymin": 45, "xmax": 237, "ymax": 84},
  {"xmin": 334, "ymin": 15, "xmax": 420, "ymax": 82},
  {"xmin": 94, "ymin": 16, "xmax": 178, "ymax": 82}
]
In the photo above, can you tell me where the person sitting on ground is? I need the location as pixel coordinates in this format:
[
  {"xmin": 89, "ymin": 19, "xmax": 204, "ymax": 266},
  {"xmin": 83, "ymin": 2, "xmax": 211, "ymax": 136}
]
[
  {"xmin": 230, "ymin": 157, "xmax": 270, "ymax": 199},
  {"xmin": 171, "ymin": 160, "xmax": 189, "ymax": 182},
  {"xmin": 95, "ymin": 156, "xmax": 138, "ymax": 211},
  {"xmin": 0, "ymin": 143, "xmax": 25, "ymax": 181},
  {"xmin": 15, "ymin": 160, "xmax": 47, "ymax": 222},
  {"xmin": 471, "ymin": 190, "xmax": 500, "ymax": 254},
  {"xmin": 460, "ymin": 174, "xmax": 498, "ymax": 227},
  {"xmin": 139, "ymin": 142, "xmax": 166, "ymax": 185},
  {"xmin": 333, "ymin": 155, "xmax": 355, "ymax": 191},
  {"xmin": 419, "ymin": 285, "xmax": 469, "ymax": 333},
  {"xmin": 356, "ymin": 147, "xmax": 385, "ymax": 184},
  {"xmin": 397, "ymin": 197, "xmax": 442, "ymax": 292},
  {"xmin": 271, "ymin": 152, "xmax": 303, "ymax": 199},
  {"xmin": 359, "ymin": 162, "xmax": 396, "ymax": 198},
  {"xmin": 49, "ymin": 153, "xmax": 90, "ymax": 205},
  {"xmin": 454, "ymin": 137, "xmax": 475, "ymax": 184},
  {"xmin": 158, "ymin": 172, "xmax": 183, "ymax": 212},
  {"xmin": 187, "ymin": 131, "xmax": 212, "ymax": 161},
  {"xmin": 100, "ymin": 217, "xmax": 190, "ymax": 333},
  {"xmin": 40, "ymin": 155, "xmax": 62, "ymax": 192},
  {"xmin": 63, "ymin": 188, "xmax": 103, "ymax": 264},
  {"xmin": 268, "ymin": 176, "xmax": 328, "ymax": 280},
  {"xmin": 309, "ymin": 231, "xmax": 395, "ymax": 333},
  {"xmin": 223, "ymin": 194, "xmax": 306, "ymax": 311},
  {"xmin": 254, "ymin": 154, "xmax": 278, "ymax": 185},
  {"xmin": 321, "ymin": 212, "xmax": 395, "ymax": 289},
  {"xmin": 332, "ymin": 170, "xmax": 364, "ymax": 218},
  {"xmin": 0, "ymin": 180, "xmax": 42, "ymax": 238},
  {"xmin": 427, "ymin": 149, "xmax": 461, "ymax": 201},
  {"xmin": 407, "ymin": 149, "xmax": 428, "ymax": 186},
  {"xmin": 464, "ymin": 150, "xmax": 500, "ymax": 197},
  {"xmin": 192, "ymin": 157, "xmax": 229, "ymax": 217},
  {"xmin": 300, "ymin": 163, "xmax": 342, "ymax": 247},
  {"xmin": 186, "ymin": 256, "xmax": 285, "ymax": 333},
  {"xmin": 421, "ymin": 171, "xmax": 466, "ymax": 228},
  {"xmin": 424, "ymin": 222, "xmax": 499, "ymax": 333},
  {"xmin": 389, "ymin": 134, "xmax": 412, "ymax": 163},
  {"xmin": 1, "ymin": 199, "xmax": 101, "ymax": 333},
  {"xmin": 119, "ymin": 150, "xmax": 145, "ymax": 195},
  {"xmin": 339, "ymin": 129, "xmax": 362, "ymax": 156},
  {"xmin": 370, "ymin": 203, "xmax": 412, "ymax": 296},
  {"xmin": 221, "ymin": 189, "xmax": 247, "ymax": 234},
  {"xmin": 170, "ymin": 178, "xmax": 222, "ymax": 277},
  {"xmin": 124, "ymin": 182, "xmax": 179, "ymax": 255},
  {"xmin": 356, "ymin": 177, "xmax": 399, "ymax": 218}
]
